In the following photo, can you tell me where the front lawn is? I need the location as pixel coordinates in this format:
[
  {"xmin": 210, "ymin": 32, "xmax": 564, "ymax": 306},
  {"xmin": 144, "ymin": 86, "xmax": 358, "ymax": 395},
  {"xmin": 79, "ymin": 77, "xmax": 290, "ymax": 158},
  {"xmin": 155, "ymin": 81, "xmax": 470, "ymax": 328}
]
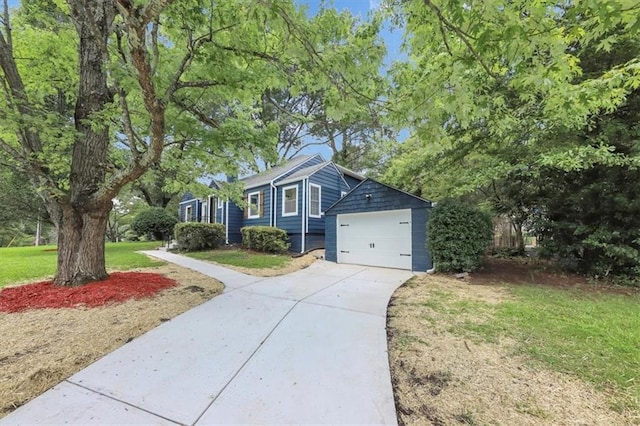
[
  {"xmin": 186, "ymin": 249, "xmax": 291, "ymax": 269},
  {"xmin": 491, "ymin": 286, "xmax": 640, "ymax": 407},
  {"xmin": 0, "ymin": 242, "xmax": 163, "ymax": 287},
  {"xmin": 388, "ymin": 267, "xmax": 640, "ymax": 425}
]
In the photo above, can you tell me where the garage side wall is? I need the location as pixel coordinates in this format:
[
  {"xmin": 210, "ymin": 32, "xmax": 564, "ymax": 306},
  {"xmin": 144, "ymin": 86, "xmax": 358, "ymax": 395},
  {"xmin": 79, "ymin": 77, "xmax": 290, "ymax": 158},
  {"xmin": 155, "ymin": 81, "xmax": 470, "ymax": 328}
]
[
  {"xmin": 412, "ymin": 208, "xmax": 432, "ymax": 271},
  {"xmin": 325, "ymin": 216, "xmax": 337, "ymax": 262}
]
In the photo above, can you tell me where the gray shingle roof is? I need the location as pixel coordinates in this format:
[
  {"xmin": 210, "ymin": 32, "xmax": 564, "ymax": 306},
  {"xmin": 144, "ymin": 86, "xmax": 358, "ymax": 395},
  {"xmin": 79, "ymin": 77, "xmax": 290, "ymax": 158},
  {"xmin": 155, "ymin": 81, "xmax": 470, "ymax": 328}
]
[{"xmin": 239, "ymin": 154, "xmax": 320, "ymax": 189}]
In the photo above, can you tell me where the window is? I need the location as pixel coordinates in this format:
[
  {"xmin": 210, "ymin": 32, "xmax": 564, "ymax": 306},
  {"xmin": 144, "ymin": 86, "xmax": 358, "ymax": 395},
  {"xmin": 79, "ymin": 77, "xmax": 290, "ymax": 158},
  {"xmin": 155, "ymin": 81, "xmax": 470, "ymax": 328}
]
[
  {"xmin": 248, "ymin": 191, "xmax": 261, "ymax": 218},
  {"xmin": 282, "ymin": 185, "xmax": 298, "ymax": 216},
  {"xmin": 309, "ymin": 184, "xmax": 321, "ymax": 218},
  {"xmin": 185, "ymin": 205, "xmax": 192, "ymax": 222}
]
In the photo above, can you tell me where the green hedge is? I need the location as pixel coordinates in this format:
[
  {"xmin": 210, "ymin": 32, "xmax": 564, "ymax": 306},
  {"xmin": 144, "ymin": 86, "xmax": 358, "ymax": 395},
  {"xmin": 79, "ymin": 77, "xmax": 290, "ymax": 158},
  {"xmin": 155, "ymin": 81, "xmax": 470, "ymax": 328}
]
[
  {"xmin": 241, "ymin": 226, "xmax": 290, "ymax": 253},
  {"xmin": 174, "ymin": 223, "xmax": 225, "ymax": 252},
  {"xmin": 131, "ymin": 207, "xmax": 178, "ymax": 241},
  {"xmin": 427, "ymin": 199, "xmax": 493, "ymax": 272}
]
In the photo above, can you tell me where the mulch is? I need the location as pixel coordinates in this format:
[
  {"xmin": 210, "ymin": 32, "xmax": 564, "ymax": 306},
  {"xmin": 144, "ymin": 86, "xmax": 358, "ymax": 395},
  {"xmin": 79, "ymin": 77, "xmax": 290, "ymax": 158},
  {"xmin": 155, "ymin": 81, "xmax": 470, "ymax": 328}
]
[
  {"xmin": 470, "ymin": 257, "xmax": 639, "ymax": 295},
  {"xmin": 0, "ymin": 272, "xmax": 176, "ymax": 313}
]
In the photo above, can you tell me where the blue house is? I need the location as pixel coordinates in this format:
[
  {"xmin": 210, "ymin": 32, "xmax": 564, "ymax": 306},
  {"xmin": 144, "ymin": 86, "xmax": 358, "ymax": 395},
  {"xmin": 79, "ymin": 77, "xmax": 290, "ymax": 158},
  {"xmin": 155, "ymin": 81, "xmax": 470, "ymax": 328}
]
[{"xmin": 178, "ymin": 154, "xmax": 364, "ymax": 253}]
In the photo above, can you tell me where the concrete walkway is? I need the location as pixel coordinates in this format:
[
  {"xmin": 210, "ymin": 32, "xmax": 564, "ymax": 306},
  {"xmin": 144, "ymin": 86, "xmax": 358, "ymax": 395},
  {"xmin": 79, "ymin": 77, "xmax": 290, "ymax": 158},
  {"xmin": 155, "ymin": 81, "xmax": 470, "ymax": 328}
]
[{"xmin": 3, "ymin": 251, "xmax": 413, "ymax": 425}]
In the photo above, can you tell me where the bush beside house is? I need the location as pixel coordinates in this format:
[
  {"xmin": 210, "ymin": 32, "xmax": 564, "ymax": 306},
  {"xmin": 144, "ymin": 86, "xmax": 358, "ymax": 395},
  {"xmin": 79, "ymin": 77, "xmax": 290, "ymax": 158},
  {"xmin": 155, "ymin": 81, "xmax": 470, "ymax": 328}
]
[
  {"xmin": 131, "ymin": 208, "xmax": 178, "ymax": 241},
  {"xmin": 174, "ymin": 223, "xmax": 225, "ymax": 251},
  {"xmin": 427, "ymin": 199, "xmax": 493, "ymax": 272},
  {"xmin": 241, "ymin": 226, "xmax": 290, "ymax": 253}
]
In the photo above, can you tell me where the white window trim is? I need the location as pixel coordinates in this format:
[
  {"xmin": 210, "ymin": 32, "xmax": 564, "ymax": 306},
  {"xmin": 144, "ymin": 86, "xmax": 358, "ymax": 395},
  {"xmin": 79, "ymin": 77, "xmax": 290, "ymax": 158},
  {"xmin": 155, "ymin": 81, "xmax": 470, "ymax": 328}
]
[
  {"xmin": 201, "ymin": 201, "xmax": 207, "ymax": 223},
  {"xmin": 309, "ymin": 183, "xmax": 321, "ymax": 218},
  {"xmin": 217, "ymin": 197, "xmax": 223, "ymax": 209},
  {"xmin": 185, "ymin": 205, "xmax": 192, "ymax": 222},
  {"xmin": 282, "ymin": 185, "xmax": 298, "ymax": 217},
  {"xmin": 248, "ymin": 191, "xmax": 261, "ymax": 219}
]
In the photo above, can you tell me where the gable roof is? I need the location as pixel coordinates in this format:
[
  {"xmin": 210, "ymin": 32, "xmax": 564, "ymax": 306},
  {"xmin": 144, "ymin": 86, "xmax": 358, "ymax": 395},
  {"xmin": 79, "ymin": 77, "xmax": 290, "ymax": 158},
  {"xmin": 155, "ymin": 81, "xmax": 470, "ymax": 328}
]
[
  {"xmin": 274, "ymin": 161, "xmax": 333, "ymax": 186},
  {"xmin": 325, "ymin": 178, "xmax": 432, "ymax": 214},
  {"xmin": 334, "ymin": 164, "xmax": 365, "ymax": 181},
  {"xmin": 239, "ymin": 154, "xmax": 321, "ymax": 189},
  {"xmin": 208, "ymin": 180, "xmax": 222, "ymax": 190}
]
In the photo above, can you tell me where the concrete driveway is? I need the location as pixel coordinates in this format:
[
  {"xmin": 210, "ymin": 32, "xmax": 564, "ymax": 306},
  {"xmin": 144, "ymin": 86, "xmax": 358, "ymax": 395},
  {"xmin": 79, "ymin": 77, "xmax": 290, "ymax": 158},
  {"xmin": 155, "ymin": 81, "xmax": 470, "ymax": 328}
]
[{"xmin": 3, "ymin": 251, "xmax": 413, "ymax": 425}]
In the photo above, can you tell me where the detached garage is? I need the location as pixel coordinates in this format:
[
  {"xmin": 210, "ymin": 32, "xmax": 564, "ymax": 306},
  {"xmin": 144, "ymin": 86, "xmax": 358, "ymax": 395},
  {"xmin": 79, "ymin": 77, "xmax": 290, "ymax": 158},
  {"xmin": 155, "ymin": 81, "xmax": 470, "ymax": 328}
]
[{"xmin": 324, "ymin": 179, "xmax": 433, "ymax": 271}]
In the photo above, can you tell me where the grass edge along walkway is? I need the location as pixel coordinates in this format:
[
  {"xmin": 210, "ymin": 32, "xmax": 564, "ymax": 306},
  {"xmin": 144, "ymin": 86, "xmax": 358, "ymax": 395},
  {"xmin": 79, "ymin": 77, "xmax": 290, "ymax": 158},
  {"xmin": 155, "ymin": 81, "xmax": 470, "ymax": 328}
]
[
  {"xmin": 0, "ymin": 242, "xmax": 164, "ymax": 288},
  {"xmin": 186, "ymin": 249, "xmax": 291, "ymax": 270}
]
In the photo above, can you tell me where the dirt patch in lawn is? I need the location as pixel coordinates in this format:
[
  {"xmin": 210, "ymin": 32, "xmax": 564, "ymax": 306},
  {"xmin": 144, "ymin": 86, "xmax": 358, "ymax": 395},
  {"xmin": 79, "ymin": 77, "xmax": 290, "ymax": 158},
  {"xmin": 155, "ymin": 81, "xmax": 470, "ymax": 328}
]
[
  {"xmin": 388, "ymin": 273, "xmax": 638, "ymax": 425},
  {"xmin": 0, "ymin": 264, "xmax": 223, "ymax": 418}
]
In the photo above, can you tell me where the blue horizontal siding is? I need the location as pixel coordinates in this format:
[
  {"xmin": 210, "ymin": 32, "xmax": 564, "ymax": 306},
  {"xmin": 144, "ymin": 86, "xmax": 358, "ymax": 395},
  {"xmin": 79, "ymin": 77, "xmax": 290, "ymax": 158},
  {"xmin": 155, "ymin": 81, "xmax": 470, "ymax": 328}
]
[
  {"xmin": 411, "ymin": 208, "xmax": 432, "ymax": 271},
  {"xmin": 243, "ymin": 185, "xmax": 271, "ymax": 227},
  {"xmin": 343, "ymin": 175, "xmax": 363, "ymax": 189},
  {"xmin": 276, "ymin": 182, "xmax": 302, "ymax": 234},
  {"xmin": 325, "ymin": 179, "xmax": 431, "ymax": 216},
  {"xmin": 307, "ymin": 165, "xmax": 345, "ymax": 233},
  {"xmin": 179, "ymin": 199, "xmax": 200, "ymax": 222},
  {"xmin": 325, "ymin": 217, "xmax": 337, "ymax": 262},
  {"xmin": 227, "ymin": 201, "xmax": 244, "ymax": 244}
]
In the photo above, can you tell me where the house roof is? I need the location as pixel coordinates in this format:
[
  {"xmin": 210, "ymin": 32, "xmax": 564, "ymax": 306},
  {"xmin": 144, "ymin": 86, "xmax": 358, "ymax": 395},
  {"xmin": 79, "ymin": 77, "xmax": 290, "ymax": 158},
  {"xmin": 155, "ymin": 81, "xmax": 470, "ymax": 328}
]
[
  {"xmin": 334, "ymin": 164, "xmax": 365, "ymax": 181},
  {"xmin": 275, "ymin": 161, "xmax": 333, "ymax": 186},
  {"xmin": 325, "ymin": 178, "xmax": 432, "ymax": 213},
  {"xmin": 208, "ymin": 180, "xmax": 222, "ymax": 190},
  {"xmin": 239, "ymin": 154, "xmax": 321, "ymax": 189}
]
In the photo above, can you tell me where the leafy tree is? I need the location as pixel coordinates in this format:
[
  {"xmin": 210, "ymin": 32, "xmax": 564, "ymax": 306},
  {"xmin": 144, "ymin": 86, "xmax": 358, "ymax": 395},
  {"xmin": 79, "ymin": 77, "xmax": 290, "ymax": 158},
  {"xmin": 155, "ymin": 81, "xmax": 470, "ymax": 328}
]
[
  {"xmin": 0, "ymin": 167, "xmax": 51, "ymax": 246},
  {"xmin": 0, "ymin": 0, "xmax": 383, "ymax": 285},
  {"xmin": 107, "ymin": 189, "xmax": 147, "ymax": 242},
  {"xmin": 382, "ymin": 1, "xmax": 640, "ymax": 279}
]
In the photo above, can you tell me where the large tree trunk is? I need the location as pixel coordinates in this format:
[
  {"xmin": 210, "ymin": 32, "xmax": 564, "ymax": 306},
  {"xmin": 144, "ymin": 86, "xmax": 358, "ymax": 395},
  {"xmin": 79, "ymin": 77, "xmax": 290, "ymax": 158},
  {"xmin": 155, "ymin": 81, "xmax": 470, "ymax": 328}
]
[
  {"xmin": 52, "ymin": 0, "xmax": 115, "ymax": 286},
  {"xmin": 54, "ymin": 202, "xmax": 111, "ymax": 285}
]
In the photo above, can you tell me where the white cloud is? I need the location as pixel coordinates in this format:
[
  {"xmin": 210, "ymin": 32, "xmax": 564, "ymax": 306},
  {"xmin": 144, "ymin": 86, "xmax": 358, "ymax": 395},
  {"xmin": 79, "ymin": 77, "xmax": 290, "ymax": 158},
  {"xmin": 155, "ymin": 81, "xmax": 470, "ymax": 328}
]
[{"xmin": 369, "ymin": 0, "xmax": 382, "ymax": 10}]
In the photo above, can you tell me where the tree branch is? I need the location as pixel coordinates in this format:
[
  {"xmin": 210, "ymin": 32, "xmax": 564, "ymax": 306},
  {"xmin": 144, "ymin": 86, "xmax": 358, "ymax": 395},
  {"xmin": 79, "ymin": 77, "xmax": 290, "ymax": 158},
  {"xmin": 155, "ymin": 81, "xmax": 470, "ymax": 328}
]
[{"xmin": 423, "ymin": 0, "xmax": 498, "ymax": 79}]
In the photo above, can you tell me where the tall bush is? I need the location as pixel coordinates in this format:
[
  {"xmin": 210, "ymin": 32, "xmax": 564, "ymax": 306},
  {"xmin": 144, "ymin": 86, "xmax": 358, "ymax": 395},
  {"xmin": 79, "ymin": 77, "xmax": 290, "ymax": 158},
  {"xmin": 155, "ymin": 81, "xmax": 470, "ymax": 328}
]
[
  {"xmin": 131, "ymin": 208, "xmax": 178, "ymax": 241},
  {"xmin": 174, "ymin": 223, "xmax": 225, "ymax": 251},
  {"xmin": 427, "ymin": 199, "xmax": 493, "ymax": 272},
  {"xmin": 241, "ymin": 226, "xmax": 290, "ymax": 253}
]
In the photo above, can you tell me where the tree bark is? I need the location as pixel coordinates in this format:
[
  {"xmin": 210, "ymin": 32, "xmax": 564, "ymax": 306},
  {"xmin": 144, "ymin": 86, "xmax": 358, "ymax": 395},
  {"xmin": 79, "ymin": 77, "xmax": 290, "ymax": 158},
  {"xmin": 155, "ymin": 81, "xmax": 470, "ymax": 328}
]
[
  {"xmin": 54, "ymin": 201, "xmax": 111, "ymax": 285},
  {"xmin": 51, "ymin": 0, "xmax": 115, "ymax": 285}
]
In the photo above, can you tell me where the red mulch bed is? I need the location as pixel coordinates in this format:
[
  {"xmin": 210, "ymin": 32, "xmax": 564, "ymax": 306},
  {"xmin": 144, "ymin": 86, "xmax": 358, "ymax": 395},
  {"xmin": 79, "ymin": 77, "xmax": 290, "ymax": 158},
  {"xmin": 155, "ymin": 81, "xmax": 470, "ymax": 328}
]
[{"xmin": 0, "ymin": 272, "xmax": 176, "ymax": 313}]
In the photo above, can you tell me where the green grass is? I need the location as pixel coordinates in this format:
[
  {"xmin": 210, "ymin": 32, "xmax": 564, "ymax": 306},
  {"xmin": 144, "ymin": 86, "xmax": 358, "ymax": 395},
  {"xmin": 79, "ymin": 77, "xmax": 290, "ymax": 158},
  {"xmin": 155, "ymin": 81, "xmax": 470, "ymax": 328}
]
[
  {"xmin": 0, "ymin": 241, "xmax": 163, "ymax": 287},
  {"xmin": 493, "ymin": 286, "xmax": 640, "ymax": 404},
  {"xmin": 186, "ymin": 249, "xmax": 290, "ymax": 269},
  {"xmin": 419, "ymin": 282, "xmax": 640, "ymax": 409}
]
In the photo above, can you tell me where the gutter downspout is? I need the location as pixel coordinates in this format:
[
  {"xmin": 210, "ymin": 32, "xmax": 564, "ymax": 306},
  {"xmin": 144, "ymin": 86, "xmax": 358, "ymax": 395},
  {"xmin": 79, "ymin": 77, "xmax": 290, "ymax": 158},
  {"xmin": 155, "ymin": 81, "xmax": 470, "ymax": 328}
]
[
  {"xmin": 301, "ymin": 178, "xmax": 306, "ymax": 253},
  {"xmin": 225, "ymin": 201, "xmax": 229, "ymax": 244},
  {"xmin": 426, "ymin": 263, "xmax": 436, "ymax": 274}
]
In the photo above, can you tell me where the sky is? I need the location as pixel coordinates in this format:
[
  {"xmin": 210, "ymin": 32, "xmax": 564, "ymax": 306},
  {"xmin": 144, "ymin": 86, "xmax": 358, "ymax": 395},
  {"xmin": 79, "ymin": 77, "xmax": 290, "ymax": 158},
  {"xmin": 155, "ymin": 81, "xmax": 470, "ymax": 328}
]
[{"xmin": 302, "ymin": 0, "xmax": 404, "ymax": 68}]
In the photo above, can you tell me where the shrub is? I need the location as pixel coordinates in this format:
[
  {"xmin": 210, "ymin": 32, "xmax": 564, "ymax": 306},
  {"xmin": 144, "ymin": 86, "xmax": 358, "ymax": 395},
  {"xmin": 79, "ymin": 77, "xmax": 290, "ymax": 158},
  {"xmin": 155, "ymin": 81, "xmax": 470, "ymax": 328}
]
[
  {"xmin": 427, "ymin": 199, "xmax": 493, "ymax": 272},
  {"xmin": 241, "ymin": 226, "xmax": 290, "ymax": 253},
  {"xmin": 131, "ymin": 208, "xmax": 178, "ymax": 241},
  {"xmin": 174, "ymin": 223, "xmax": 225, "ymax": 252}
]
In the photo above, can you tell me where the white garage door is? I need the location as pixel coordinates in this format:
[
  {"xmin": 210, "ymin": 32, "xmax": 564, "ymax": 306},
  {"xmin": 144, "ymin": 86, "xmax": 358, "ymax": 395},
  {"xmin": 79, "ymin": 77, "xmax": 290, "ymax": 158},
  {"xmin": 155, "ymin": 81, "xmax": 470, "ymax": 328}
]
[{"xmin": 337, "ymin": 209, "xmax": 412, "ymax": 270}]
